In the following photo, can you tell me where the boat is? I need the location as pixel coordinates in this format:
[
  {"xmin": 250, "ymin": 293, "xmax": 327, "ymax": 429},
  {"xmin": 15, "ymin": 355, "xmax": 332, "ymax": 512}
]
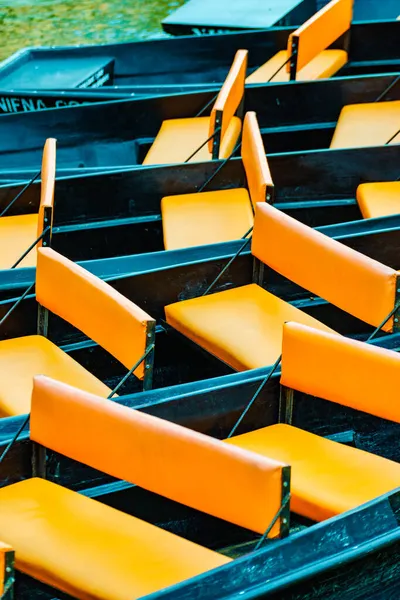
[
  {"xmin": 0, "ymin": 67, "xmax": 399, "ymax": 172},
  {"xmin": 2, "ymin": 321, "xmax": 400, "ymax": 599},
  {"xmin": 0, "ymin": 202, "xmax": 398, "ymax": 443},
  {"xmin": 1, "ymin": 132, "xmax": 400, "ymax": 275},
  {"xmin": 0, "ymin": 8, "xmax": 398, "ymax": 102}
]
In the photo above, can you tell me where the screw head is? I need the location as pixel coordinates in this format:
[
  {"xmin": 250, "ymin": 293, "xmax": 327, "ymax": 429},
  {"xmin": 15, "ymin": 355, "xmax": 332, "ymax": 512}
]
[{"xmin": 282, "ymin": 518, "xmax": 288, "ymax": 524}]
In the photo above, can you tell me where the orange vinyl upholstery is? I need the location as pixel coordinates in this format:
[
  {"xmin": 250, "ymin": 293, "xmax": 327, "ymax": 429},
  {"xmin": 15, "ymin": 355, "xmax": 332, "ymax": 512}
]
[
  {"xmin": 0, "ymin": 138, "xmax": 56, "ymax": 270},
  {"xmin": 241, "ymin": 112, "xmax": 273, "ymax": 208},
  {"xmin": 0, "ymin": 214, "xmax": 39, "ymax": 270},
  {"xmin": 356, "ymin": 182, "xmax": 400, "ymax": 219},
  {"xmin": 0, "ymin": 540, "xmax": 13, "ymax": 597},
  {"xmin": 226, "ymin": 422, "xmax": 400, "ymax": 522},
  {"xmin": 165, "ymin": 283, "xmax": 335, "ymax": 371},
  {"xmin": 161, "ymin": 188, "xmax": 253, "ymax": 250},
  {"xmin": 0, "ymin": 335, "xmax": 111, "ymax": 417},
  {"xmin": 281, "ymin": 321, "xmax": 400, "ymax": 423},
  {"xmin": 252, "ymin": 202, "xmax": 398, "ymax": 332},
  {"xmin": 330, "ymin": 100, "xmax": 400, "ymax": 149},
  {"xmin": 246, "ymin": 49, "xmax": 347, "ymax": 84},
  {"xmin": 0, "ymin": 478, "xmax": 230, "ymax": 600},
  {"xmin": 207, "ymin": 49, "xmax": 248, "ymax": 154},
  {"xmin": 143, "ymin": 50, "xmax": 246, "ymax": 166},
  {"xmin": 31, "ymin": 376, "xmax": 288, "ymax": 536},
  {"xmin": 37, "ymin": 138, "xmax": 56, "ymax": 244},
  {"xmin": 287, "ymin": 0, "xmax": 353, "ymax": 74},
  {"xmin": 142, "ymin": 115, "xmax": 241, "ymax": 165},
  {"xmin": 36, "ymin": 248, "xmax": 155, "ymax": 378}
]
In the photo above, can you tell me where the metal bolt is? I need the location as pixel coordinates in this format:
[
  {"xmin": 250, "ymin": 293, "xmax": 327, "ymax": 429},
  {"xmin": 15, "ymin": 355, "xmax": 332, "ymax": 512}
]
[
  {"xmin": 266, "ymin": 194, "xmax": 271, "ymax": 202},
  {"xmin": 145, "ymin": 364, "xmax": 151, "ymax": 369},
  {"xmin": 147, "ymin": 333, "xmax": 152, "ymax": 338},
  {"xmin": 5, "ymin": 567, "xmax": 11, "ymax": 573},
  {"xmin": 42, "ymin": 241, "xmax": 47, "ymax": 246},
  {"xmin": 282, "ymin": 518, "xmax": 288, "ymax": 524},
  {"xmin": 395, "ymin": 318, "xmax": 399, "ymax": 323},
  {"xmin": 397, "ymin": 289, "xmax": 400, "ymax": 293},
  {"xmin": 283, "ymin": 481, "xmax": 288, "ymax": 487}
]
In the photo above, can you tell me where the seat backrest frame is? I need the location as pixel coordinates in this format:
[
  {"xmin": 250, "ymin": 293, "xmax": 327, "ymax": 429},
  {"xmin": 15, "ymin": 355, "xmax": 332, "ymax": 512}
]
[
  {"xmin": 279, "ymin": 321, "xmax": 400, "ymax": 425},
  {"xmin": 31, "ymin": 375, "xmax": 291, "ymax": 539},
  {"xmin": 252, "ymin": 202, "xmax": 400, "ymax": 333},
  {"xmin": 37, "ymin": 138, "xmax": 57, "ymax": 252},
  {"xmin": 241, "ymin": 112, "xmax": 275, "ymax": 211},
  {"xmin": 208, "ymin": 50, "xmax": 248, "ymax": 159},
  {"xmin": 35, "ymin": 248, "xmax": 156, "ymax": 389},
  {"xmin": 288, "ymin": 0, "xmax": 353, "ymax": 80}
]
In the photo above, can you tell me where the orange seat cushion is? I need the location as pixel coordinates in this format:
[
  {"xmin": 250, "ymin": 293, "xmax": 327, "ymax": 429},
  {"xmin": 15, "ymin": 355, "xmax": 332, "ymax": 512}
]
[
  {"xmin": 161, "ymin": 188, "xmax": 253, "ymax": 250},
  {"xmin": 330, "ymin": 100, "xmax": 400, "ymax": 149},
  {"xmin": 226, "ymin": 423, "xmax": 400, "ymax": 522},
  {"xmin": 165, "ymin": 283, "xmax": 334, "ymax": 371},
  {"xmin": 143, "ymin": 116, "xmax": 241, "ymax": 166},
  {"xmin": 246, "ymin": 49, "xmax": 347, "ymax": 84},
  {"xmin": 0, "ymin": 478, "xmax": 230, "ymax": 600},
  {"xmin": 356, "ymin": 182, "xmax": 400, "ymax": 219},
  {"xmin": 0, "ymin": 214, "xmax": 39, "ymax": 270},
  {"xmin": 0, "ymin": 335, "xmax": 111, "ymax": 417}
]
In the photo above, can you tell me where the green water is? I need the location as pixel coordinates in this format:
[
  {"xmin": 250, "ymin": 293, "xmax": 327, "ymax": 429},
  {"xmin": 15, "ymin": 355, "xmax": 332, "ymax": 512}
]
[{"xmin": 0, "ymin": 0, "xmax": 186, "ymax": 61}]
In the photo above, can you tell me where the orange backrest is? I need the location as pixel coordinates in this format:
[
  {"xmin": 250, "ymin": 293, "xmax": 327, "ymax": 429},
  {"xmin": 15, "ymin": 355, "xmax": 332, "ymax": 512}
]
[
  {"xmin": 31, "ymin": 376, "xmax": 289, "ymax": 536},
  {"xmin": 37, "ymin": 138, "xmax": 56, "ymax": 243},
  {"xmin": 287, "ymin": 0, "xmax": 353, "ymax": 73},
  {"xmin": 252, "ymin": 203, "xmax": 398, "ymax": 332},
  {"xmin": 242, "ymin": 112, "xmax": 274, "ymax": 210},
  {"xmin": 208, "ymin": 50, "xmax": 248, "ymax": 153},
  {"xmin": 281, "ymin": 322, "xmax": 400, "ymax": 423},
  {"xmin": 0, "ymin": 541, "xmax": 13, "ymax": 597},
  {"xmin": 36, "ymin": 248, "xmax": 155, "ymax": 379}
]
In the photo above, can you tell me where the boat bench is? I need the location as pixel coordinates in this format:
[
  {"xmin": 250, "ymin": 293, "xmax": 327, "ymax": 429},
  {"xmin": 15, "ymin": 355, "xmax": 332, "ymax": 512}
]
[
  {"xmin": 247, "ymin": 0, "xmax": 352, "ymax": 83},
  {"xmin": 161, "ymin": 111, "xmax": 273, "ymax": 250},
  {"xmin": 0, "ymin": 375, "xmax": 288, "ymax": 599}
]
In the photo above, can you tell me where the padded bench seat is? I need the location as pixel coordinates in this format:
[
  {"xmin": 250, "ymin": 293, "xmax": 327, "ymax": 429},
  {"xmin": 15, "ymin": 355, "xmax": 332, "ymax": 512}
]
[
  {"xmin": 0, "ymin": 335, "xmax": 111, "ymax": 417},
  {"xmin": 165, "ymin": 283, "xmax": 334, "ymax": 371},
  {"xmin": 330, "ymin": 100, "xmax": 400, "ymax": 149},
  {"xmin": 143, "ymin": 116, "xmax": 241, "ymax": 165},
  {"xmin": 227, "ymin": 423, "xmax": 400, "ymax": 521},
  {"xmin": 357, "ymin": 182, "xmax": 400, "ymax": 219},
  {"xmin": 0, "ymin": 478, "xmax": 230, "ymax": 600},
  {"xmin": 161, "ymin": 188, "xmax": 253, "ymax": 250},
  {"xmin": 0, "ymin": 213, "xmax": 39, "ymax": 270},
  {"xmin": 246, "ymin": 49, "xmax": 347, "ymax": 84}
]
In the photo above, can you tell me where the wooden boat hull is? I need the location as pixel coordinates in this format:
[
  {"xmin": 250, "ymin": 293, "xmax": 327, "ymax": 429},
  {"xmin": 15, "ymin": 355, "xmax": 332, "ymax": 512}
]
[
  {"xmin": 0, "ymin": 212, "xmax": 399, "ymax": 480},
  {"xmin": 1, "ymin": 217, "xmax": 400, "ymax": 596},
  {"xmin": 1, "ymin": 143, "xmax": 400, "ymax": 267},
  {"xmin": 0, "ymin": 72, "xmax": 399, "ymax": 171},
  {"xmin": 0, "ymin": 20, "xmax": 398, "ymax": 97}
]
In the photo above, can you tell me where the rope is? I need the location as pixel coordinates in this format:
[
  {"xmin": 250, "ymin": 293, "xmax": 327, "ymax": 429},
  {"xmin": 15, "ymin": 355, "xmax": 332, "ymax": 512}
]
[{"xmin": 0, "ymin": 170, "xmax": 41, "ymax": 218}]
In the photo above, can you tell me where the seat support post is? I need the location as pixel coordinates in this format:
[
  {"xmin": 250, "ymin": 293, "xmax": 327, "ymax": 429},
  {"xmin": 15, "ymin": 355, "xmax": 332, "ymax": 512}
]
[
  {"xmin": 37, "ymin": 305, "xmax": 49, "ymax": 338},
  {"xmin": 394, "ymin": 274, "xmax": 400, "ymax": 333},
  {"xmin": 279, "ymin": 465, "xmax": 291, "ymax": 538},
  {"xmin": 211, "ymin": 110, "xmax": 223, "ymax": 160},
  {"xmin": 41, "ymin": 205, "xmax": 53, "ymax": 249},
  {"xmin": 143, "ymin": 321, "xmax": 156, "ymax": 391},
  {"xmin": 279, "ymin": 385, "xmax": 294, "ymax": 425},
  {"xmin": 32, "ymin": 442, "xmax": 47, "ymax": 479},
  {"xmin": 252, "ymin": 258, "xmax": 264, "ymax": 286},
  {"xmin": 289, "ymin": 37, "xmax": 299, "ymax": 81}
]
